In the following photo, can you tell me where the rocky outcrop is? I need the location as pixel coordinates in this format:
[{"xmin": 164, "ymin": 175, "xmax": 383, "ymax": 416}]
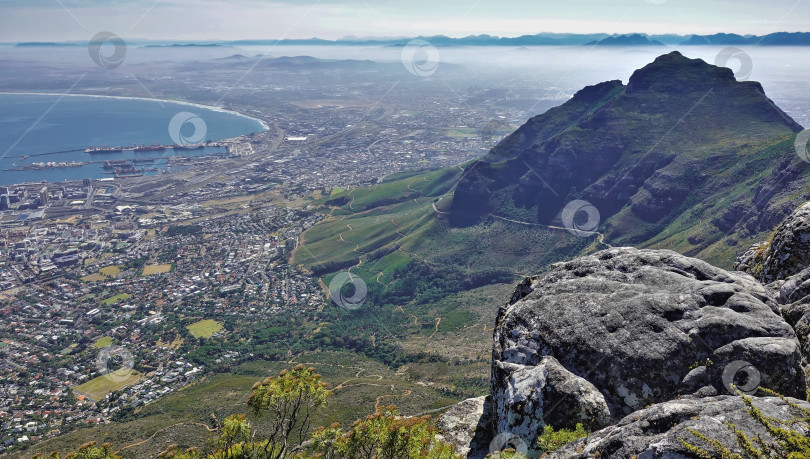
[
  {"xmin": 713, "ymin": 201, "xmax": 755, "ymax": 232},
  {"xmin": 780, "ymin": 267, "xmax": 810, "ymax": 305},
  {"xmin": 491, "ymin": 357, "xmax": 611, "ymax": 448},
  {"xmin": 491, "ymin": 247, "xmax": 805, "ymax": 453},
  {"xmin": 435, "ymin": 396, "xmax": 492, "ymax": 459},
  {"xmin": 734, "ymin": 240, "xmax": 768, "ymax": 273},
  {"xmin": 758, "ymin": 203, "xmax": 810, "ymax": 284},
  {"xmin": 547, "ymin": 395, "xmax": 810, "ymax": 458}
]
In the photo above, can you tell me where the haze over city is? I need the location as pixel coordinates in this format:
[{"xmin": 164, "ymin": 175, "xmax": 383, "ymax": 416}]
[{"xmin": 2, "ymin": 0, "xmax": 809, "ymax": 42}]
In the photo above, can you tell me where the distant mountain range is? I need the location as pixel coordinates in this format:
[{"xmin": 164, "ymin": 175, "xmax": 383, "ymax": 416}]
[
  {"xmin": 141, "ymin": 43, "xmax": 234, "ymax": 48},
  {"xmin": 220, "ymin": 32, "xmax": 810, "ymax": 47},
  {"xmin": 585, "ymin": 34, "xmax": 664, "ymax": 46},
  {"xmin": 15, "ymin": 42, "xmax": 80, "ymax": 47},
  {"xmin": 681, "ymin": 32, "xmax": 810, "ymax": 45},
  {"xmin": 12, "ymin": 32, "xmax": 810, "ymax": 48}
]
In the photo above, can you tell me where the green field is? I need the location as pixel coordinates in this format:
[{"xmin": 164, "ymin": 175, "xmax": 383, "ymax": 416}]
[
  {"xmin": 81, "ymin": 273, "xmax": 106, "ymax": 282},
  {"xmin": 101, "ymin": 293, "xmax": 131, "ymax": 305},
  {"xmin": 74, "ymin": 371, "xmax": 142, "ymax": 402},
  {"xmin": 94, "ymin": 336, "xmax": 114, "ymax": 349},
  {"xmin": 187, "ymin": 319, "xmax": 224, "ymax": 339},
  {"xmin": 142, "ymin": 264, "xmax": 173, "ymax": 276},
  {"xmin": 99, "ymin": 265, "xmax": 123, "ymax": 277}
]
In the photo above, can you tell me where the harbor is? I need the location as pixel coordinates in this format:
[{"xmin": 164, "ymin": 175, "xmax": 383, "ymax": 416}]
[
  {"xmin": 85, "ymin": 142, "xmax": 208, "ymax": 154},
  {"xmin": 4, "ymin": 141, "xmax": 235, "ymax": 178}
]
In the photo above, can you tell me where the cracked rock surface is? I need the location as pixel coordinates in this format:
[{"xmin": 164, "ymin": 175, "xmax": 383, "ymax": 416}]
[
  {"xmin": 490, "ymin": 247, "xmax": 805, "ymax": 451},
  {"xmin": 546, "ymin": 395, "xmax": 810, "ymax": 459}
]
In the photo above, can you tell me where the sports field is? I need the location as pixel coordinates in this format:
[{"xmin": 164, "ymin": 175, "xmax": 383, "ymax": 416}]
[{"xmin": 187, "ymin": 319, "xmax": 223, "ymax": 338}]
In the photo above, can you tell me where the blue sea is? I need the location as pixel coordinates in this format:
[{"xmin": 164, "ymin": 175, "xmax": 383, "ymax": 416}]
[{"xmin": 0, "ymin": 93, "xmax": 268, "ymax": 186}]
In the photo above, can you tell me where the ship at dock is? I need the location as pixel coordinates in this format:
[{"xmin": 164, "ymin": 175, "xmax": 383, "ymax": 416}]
[
  {"xmin": 85, "ymin": 145, "xmax": 124, "ymax": 154},
  {"xmin": 134, "ymin": 143, "xmax": 166, "ymax": 152},
  {"xmin": 172, "ymin": 143, "xmax": 205, "ymax": 150},
  {"xmin": 103, "ymin": 160, "xmax": 133, "ymax": 170},
  {"xmin": 102, "ymin": 166, "xmax": 145, "ymax": 177},
  {"xmin": 114, "ymin": 168, "xmax": 145, "ymax": 177},
  {"xmin": 86, "ymin": 142, "xmax": 208, "ymax": 154}
]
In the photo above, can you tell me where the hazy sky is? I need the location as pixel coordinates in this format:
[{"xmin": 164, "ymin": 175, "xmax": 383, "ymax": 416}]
[{"xmin": 0, "ymin": 0, "xmax": 807, "ymax": 42}]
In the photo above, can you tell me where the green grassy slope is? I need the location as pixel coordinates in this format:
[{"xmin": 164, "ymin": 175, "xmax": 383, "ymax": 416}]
[{"xmin": 294, "ymin": 163, "xmax": 603, "ymax": 296}]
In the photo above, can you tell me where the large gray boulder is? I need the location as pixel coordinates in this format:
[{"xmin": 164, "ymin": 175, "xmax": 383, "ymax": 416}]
[
  {"xmin": 435, "ymin": 396, "xmax": 492, "ymax": 459},
  {"xmin": 492, "ymin": 247, "xmax": 805, "ymax": 451},
  {"xmin": 547, "ymin": 395, "xmax": 810, "ymax": 459}
]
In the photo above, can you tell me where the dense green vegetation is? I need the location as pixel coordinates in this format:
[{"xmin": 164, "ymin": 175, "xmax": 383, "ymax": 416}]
[
  {"xmin": 537, "ymin": 424, "xmax": 588, "ymax": 453},
  {"xmin": 379, "ymin": 260, "xmax": 513, "ymax": 305}
]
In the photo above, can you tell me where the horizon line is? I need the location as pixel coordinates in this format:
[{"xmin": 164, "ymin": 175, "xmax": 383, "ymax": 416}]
[{"xmin": 5, "ymin": 30, "xmax": 810, "ymax": 45}]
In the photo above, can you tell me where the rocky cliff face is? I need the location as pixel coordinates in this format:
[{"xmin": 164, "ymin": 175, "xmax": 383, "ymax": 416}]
[
  {"xmin": 438, "ymin": 204, "xmax": 810, "ymax": 458},
  {"xmin": 448, "ymin": 51, "xmax": 807, "ymax": 267}
]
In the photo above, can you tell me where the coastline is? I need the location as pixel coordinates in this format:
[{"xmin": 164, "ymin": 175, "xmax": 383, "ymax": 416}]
[{"xmin": 0, "ymin": 91, "xmax": 271, "ymax": 131}]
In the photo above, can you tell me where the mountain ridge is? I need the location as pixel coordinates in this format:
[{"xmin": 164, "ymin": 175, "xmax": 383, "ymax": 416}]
[
  {"xmin": 585, "ymin": 34, "xmax": 664, "ymax": 46},
  {"xmin": 449, "ymin": 51, "xmax": 806, "ymax": 266}
]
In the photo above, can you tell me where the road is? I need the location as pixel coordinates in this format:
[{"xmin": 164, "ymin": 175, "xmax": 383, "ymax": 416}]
[{"xmin": 430, "ymin": 202, "xmax": 612, "ymax": 247}]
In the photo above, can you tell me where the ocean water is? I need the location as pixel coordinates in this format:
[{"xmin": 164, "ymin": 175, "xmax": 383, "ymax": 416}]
[{"xmin": 0, "ymin": 93, "xmax": 268, "ymax": 186}]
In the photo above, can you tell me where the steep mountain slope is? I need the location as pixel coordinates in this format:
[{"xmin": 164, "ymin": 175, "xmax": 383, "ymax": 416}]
[{"xmin": 450, "ymin": 51, "xmax": 807, "ymax": 266}]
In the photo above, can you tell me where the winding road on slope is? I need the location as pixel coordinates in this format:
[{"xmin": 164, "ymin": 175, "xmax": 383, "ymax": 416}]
[{"xmin": 431, "ymin": 200, "xmax": 612, "ymax": 248}]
